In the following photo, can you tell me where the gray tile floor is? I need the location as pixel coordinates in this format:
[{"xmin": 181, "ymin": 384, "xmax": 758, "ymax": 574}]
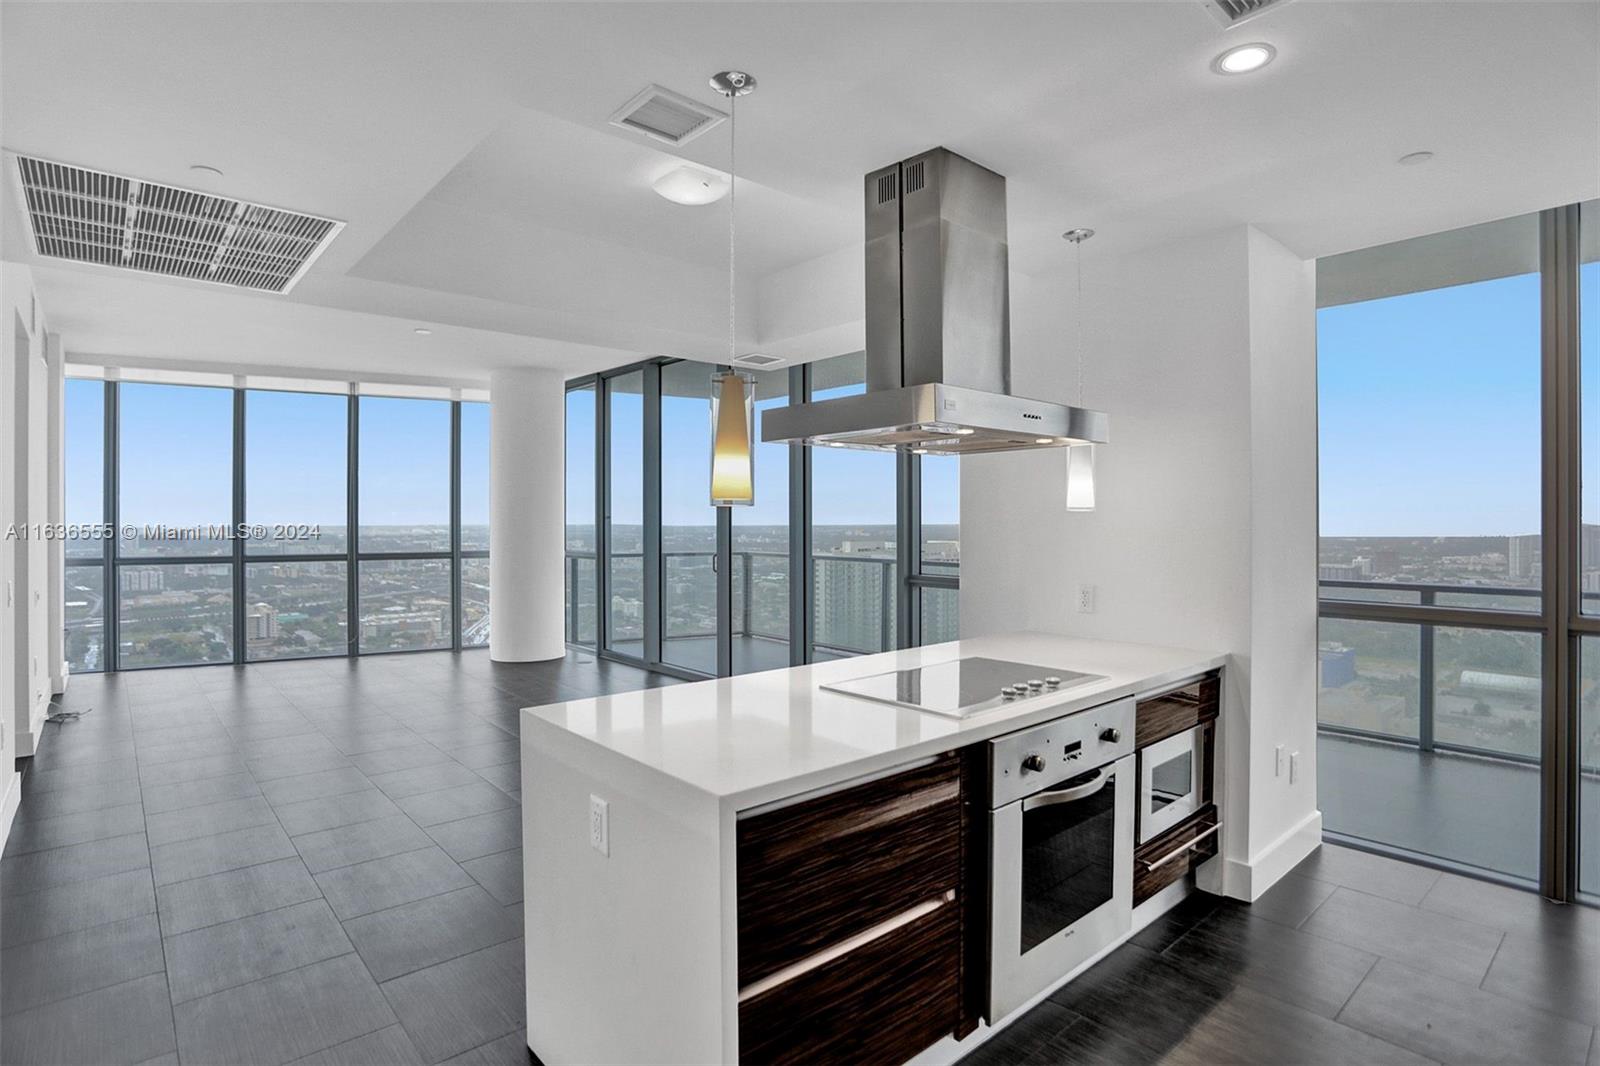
[
  {"xmin": 1, "ymin": 648, "xmax": 671, "ymax": 1066},
  {"xmin": 9, "ymin": 651, "xmax": 1597, "ymax": 1066},
  {"xmin": 960, "ymin": 842, "xmax": 1600, "ymax": 1066},
  {"xmin": 1320, "ymin": 732, "xmax": 1600, "ymax": 892}
]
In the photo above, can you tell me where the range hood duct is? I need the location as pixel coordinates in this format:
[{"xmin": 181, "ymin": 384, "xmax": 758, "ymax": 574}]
[{"xmin": 762, "ymin": 147, "xmax": 1108, "ymax": 455}]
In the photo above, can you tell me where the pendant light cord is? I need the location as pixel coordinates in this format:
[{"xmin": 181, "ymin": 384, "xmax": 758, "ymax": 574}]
[
  {"xmin": 728, "ymin": 89, "xmax": 737, "ymax": 364},
  {"xmin": 1074, "ymin": 236, "xmax": 1084, "ymax": 408}
]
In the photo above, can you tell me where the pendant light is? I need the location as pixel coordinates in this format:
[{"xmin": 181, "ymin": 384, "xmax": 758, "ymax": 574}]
[
  {"xmin": 709, "ymin": 70, "xmax": 757, "ymax": 507},
  {"xmin": 1063, "ymin": 227, "xmax": 1097, "ymax": 512}
]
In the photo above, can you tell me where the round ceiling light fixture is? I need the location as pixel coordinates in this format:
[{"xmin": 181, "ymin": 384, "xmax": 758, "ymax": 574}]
[
  {"xmin": 652, "ymin": 165, "xmax": 731, "ymax": 206},
  {"xmin": 1398, "ymin": 150, "xmax": 1435, "ymax": 166},
  {"xmin": 413, "ymin": 327, "xmax": 433, "ymax": 336},
  {"xmin": 189, "ymin": 164, "xmax": 224, "ymax": 177},
  {"xmin": 1211, "ymin": 42, "xmax": 1276, "ymax": 75}
]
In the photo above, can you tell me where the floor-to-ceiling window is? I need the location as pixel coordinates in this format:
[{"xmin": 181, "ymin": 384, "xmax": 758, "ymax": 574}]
[
  {"xmin": 605, "ymin": 370, "xmax": 646, "ymax": 657},
  {"xmin": 808, "ymin": 353, "xmax": 898, "ymax": 660},
  {"xmin": 63, "ymin": 378, "xmax": 106, "ymax": 672},
  {"xmin": 63, "ymin": 378, "xmax": 491, "ymax": 671},
  {"xmin": 566, "ymin": 384, "xmax": 597, "ymax": 646},
  {"xmin": 243, "ymin": 389, "xmax": 349, "ymax": 661},
  {"xmin": 565, "ymin": 354, "xmax": 959, "ymax": 680},
  {"xmin": 732, "ymin": 370, "xmax": 792, "ymax": 674},
  {"xmin": 358, "ymin": 396, "xmax": 452, "ymax": 652},
  {"xmin": 660, "ymin": 361, "xmax": 717, "ymax": 673},
  {"xmin": 117, "ymin": 383, "xmax": 236, "ymax": 666},
  {"xmin": 1319, "ymin": 202, "xmax": 1596, "ymax": 902}
]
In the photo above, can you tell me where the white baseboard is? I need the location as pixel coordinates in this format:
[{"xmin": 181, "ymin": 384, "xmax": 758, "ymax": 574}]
[
  {"xmin": 16, "ymin": 695, "xmax": 48, "ymax": 758},
  {"xmin": 0, "ymin": 769, "xmax": 21, "ymax": 853},
  {"xmin": 1199, "ymin": 809, "xmax": 1322, "ymax": 901}
]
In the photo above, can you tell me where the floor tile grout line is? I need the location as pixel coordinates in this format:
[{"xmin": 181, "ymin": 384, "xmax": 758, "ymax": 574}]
[
  {"xmin": 1329, "ymin": 952, "xmax": 1381, "ymax": 1022},
  {"xmin": 1476, "ymin": 931, "xmax": 1507, "ymax": 991},
  {"xmin": 166, "ymin": 944, "xmax": 362, "ymax": 1010},
  {"xmin": 134, "ymin": 721, "xmax": 185, "ymax": 1066}
]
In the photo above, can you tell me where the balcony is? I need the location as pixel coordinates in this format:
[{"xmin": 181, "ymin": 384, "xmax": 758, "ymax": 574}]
[
  {"xmin": 1317, "ymin": 580, "xmax": 1600, "ymax": 894},
  {"xmin": 565, "ymin": 550, "xmax": 958, "ymax": 677}
]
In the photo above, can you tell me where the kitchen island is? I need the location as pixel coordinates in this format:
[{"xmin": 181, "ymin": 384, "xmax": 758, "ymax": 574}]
[{"xmin": 521, "ymin": 632, "xmax": 1226, "ymax": 1066}]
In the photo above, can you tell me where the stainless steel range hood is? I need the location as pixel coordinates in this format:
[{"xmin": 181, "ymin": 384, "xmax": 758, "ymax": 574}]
[{"xmin": 762, "ymin": 148, "xmax": 1108, "ymax": 455}]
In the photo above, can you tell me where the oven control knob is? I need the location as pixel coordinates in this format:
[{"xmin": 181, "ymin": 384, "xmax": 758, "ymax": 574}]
[
  {"xmin": 1021, "ymin": 753, "xmax": 1047, "ymax": 773},
  {"xmin": 1045, "ymin": 676, "xmax": 1062, "ymax": 687},
  {"xmin": 1025, "ymin": 679, "xmax": 1044, "ymax": 690},
  {"xmin": 1000, "ymin": 686, "xmax": 1016, "ymax": 697},
  {"xmin": 1099, "ymin": 728, "xmax": 1122, "ymax": 743}
]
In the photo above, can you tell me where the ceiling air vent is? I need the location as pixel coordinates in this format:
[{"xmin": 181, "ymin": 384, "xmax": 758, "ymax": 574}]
[
  {"xmin": 732, "ymin": 353, "xmax": 786, "ymax": 370},
  {"xmin": 609, "ymin": 85, "xmax": 726, "ymax": 146},
  {"xmin": 13, "ymin": 156, "xmax": 343, "ymax": 294},
  {"xmin": 1204, "ymin": 0, "xmax": 1294, "ymax": 25}
]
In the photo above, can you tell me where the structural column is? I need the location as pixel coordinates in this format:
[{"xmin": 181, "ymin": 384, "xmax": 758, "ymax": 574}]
[{"xmin": 489, "ymin": 367, "xmax": 567, "ymax": 662}]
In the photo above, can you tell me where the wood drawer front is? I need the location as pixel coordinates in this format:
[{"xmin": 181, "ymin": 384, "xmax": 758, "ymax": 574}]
[
  {"xmin": 1133, "ymin": 805, "xmax": 1220, "ymax": 906},
  {"xmin": 738, "ymin": 902, "xmax": 961, "ymax": 1066},
  {"xmin": 1135, "ymin": 672, "xmax": 1220, "ymax": 749},
  {"xmin": 737, "ymin": 755, "xmax": 961, "ymax": 988}
]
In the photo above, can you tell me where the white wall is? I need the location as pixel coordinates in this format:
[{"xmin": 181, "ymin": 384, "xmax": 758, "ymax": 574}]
[
  {"xmin": 46, "ymin": 333, "xmax": 66, "ymax": 693},
  {"xmin": 962, "ymin": 226, "xmax": 1319, "ymax": 899},
  {"xmin": 1, "ymin": 262, "xmax": 57, "ymax": 842}
]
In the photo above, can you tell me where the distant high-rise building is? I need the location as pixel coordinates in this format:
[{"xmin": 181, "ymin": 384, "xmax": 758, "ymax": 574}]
[
  {"xmin": 245, "ymin": 603, "xmax": 279, "ymax": 642},
  {"xmin": 1508, "ymin": 534, "xmax": 1541, "ymax": 580},
  {"xmin": 120, "ymin": 568, "xmax": 163, "ymax": 593}
]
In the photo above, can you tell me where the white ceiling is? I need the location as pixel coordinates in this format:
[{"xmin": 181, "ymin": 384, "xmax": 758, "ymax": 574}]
[{"xmin": 2, "ymin": 1, "xmax": 1595, "ymax": 385}]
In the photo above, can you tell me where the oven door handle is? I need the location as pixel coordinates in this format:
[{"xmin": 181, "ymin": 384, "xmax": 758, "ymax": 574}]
[{"xmin": 1021, "ymin": 768, "xmax": 1111, "ymax": 811}]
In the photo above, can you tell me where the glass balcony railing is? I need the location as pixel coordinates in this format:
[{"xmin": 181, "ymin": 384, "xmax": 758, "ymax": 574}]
[{"xmin": 566, "ymin": 550, "xmax": 956, "ymax": 660}]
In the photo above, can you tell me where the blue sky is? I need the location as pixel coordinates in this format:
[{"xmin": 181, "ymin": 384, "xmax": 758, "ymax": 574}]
[
  {"xmin": 66, "ymin": 384, "xmax": 489, "ymax": 528},
  {"xmin": 1319, "ymin": 268, "xmax": 1554, "ymax": 538}
]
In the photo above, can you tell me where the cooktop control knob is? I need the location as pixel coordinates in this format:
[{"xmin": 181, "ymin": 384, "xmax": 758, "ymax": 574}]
[
  {"xmin": 1045, "ymin": 676, "xmax": 1062, "ymax": 687},
  {"xmin": 1021, "ymin": 753, "xmax": 1047, "ymax": 773},
  {"xmin": 1000, "ymin": 686, "xmax": 1016, "ymax": 697},
  {"xmin": 1026, "ymin": 679, "xmax": 1044, "ymax": 690},
  {"xmin": 1099, "ymin": 727, "xmax": 1122, "ymax": 744}
]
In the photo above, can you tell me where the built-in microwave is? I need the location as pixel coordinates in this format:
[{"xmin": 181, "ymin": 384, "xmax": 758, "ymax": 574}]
[{"xmin": 1137, "ymin": 725, "xmax": 1206, "ymax": 844}]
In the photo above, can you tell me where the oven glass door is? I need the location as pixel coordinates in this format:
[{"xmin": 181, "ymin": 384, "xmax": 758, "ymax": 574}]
[
  {"xmin": 989, "ymin": 754, "xmax": 1134, "ymax": 1021},
  {"xmin": 1139, "ymin": 726, "xmax": 1203, "ymax": 843},
  {"xmin": 1019, "ymin": 766, "xmax": 1119, "ymax": 953}
]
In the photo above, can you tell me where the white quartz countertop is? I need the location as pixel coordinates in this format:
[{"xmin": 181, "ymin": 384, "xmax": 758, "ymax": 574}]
[{"xmin": 522, "ymin": 632, "xmax": 1226, "ymax": 810}]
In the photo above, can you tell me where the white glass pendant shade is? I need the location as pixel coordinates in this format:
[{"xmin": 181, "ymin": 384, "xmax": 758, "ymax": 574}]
[
  {"xmin": 1066, "ymin": 444, "xmax": 1096, "ymax": 512},
  {"xmin": 710, "ymin": 372, "xmax": 755, "ymax": 506}
]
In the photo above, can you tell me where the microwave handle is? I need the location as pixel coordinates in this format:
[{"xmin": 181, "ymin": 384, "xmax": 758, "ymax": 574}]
[{"xmin": 1021, "ymin": 768, "xmax": 1111, "ymax": 811}]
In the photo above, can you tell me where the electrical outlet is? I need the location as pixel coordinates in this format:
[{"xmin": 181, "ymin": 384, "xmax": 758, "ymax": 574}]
[
  {"xmin": 1274, "ymin": 745, "xmax": 1284, "ymax": 777},
  {"xmin": 1289, "ymin": 751, "xmax": 1301, "ymax": 784},
  {"xmin": 1077, "ymin": 584, "xmax": 1096, "ymax": 613},
  {"xmin": 589, "ymin": 794, "xmax": 609, "ymax": 857}
]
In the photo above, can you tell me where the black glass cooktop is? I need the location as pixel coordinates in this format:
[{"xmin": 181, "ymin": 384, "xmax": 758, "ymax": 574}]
[{"xmin": 819, "ymin": 656, "xmax": 1104, "ymax": 718}]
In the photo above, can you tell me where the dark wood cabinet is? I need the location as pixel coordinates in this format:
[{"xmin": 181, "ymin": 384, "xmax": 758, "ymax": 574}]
[
  {"xmin": 1133, "ymin": 803, "xmax": 1220, "ymax": 905},
  {"xmin": 1132, "ymin": 671, "xmax": 1221, "ymax": 907},
  {"xmin": 736, "ymin": 752, "xmax": 972, "ymax": 1064},
  {"xmin": 1134, "ymin": 672, "xmax": 1220, "ymax": 749}
]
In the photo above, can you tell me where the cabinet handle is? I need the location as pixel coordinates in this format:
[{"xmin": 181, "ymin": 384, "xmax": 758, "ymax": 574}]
[{"xmin": 1141, "ymin": 822, "xmax": 1221, "ymax": 871}]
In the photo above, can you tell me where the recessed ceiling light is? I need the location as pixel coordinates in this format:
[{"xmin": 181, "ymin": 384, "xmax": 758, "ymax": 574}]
[
  {"xmin": 1211, "ymin": 42, "xmax": 1276, "ymax": 75},
  {"xmin": 189, "ymin": 164, "xmax": 224, "ymax": 177},
  {"xmin": 1035, "ymin": 437, "xmax": 1055, "ymax": 445},
  {"xmin": 413, "ymin": 327, "xmax": 432, "ymax": 336},
  {"xmin": 1398, "ymin": 151, "xmax": 1435, "ymax": 166},
  {"xmin": 827, "ymin": 441, "xmax": 845, "ymax": 448},
  {"xmin": 652, "ymin": 165, "xmax": 730, "ymax": 206}
]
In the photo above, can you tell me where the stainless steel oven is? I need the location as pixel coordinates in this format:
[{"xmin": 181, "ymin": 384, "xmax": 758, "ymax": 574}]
[
  {"xmin": 1138, "ymin": 725, "xmax": 1206, "ymax": 844},
  {"xmin": 987, "ymin": 698, "xmax": 1135, "ymax": 1020}
]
